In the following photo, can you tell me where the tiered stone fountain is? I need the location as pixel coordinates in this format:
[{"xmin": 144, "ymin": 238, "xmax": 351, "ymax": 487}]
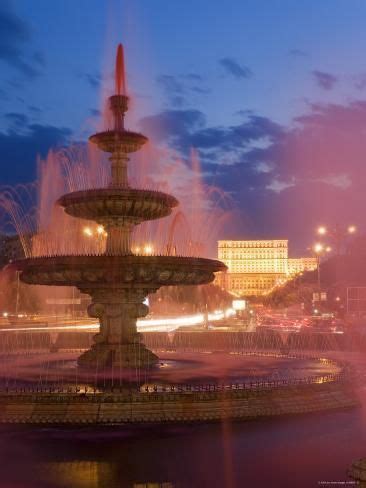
[{"xmin": 14, "ymin": 44, "xmax": 226, "ymax": 369}]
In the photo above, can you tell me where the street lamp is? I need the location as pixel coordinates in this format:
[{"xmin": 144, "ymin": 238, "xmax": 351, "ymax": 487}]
[
  {"xmin": 144, "ymin": 244, "xmax": 153, "ymax": 255},
  {"xmin": 316, "ymin": 224, "xmax": 357, "ymax": 286},
  {"xmin": 312, "ymin": 243, "xmax": 331, "ymax": 293},
  {"xmin": 314, "ymin": 243, "xmax": 324, "ymax": 254},
  {"xmin": 316, "ymin": 224, "xmax": 357, "ymax": 255}
]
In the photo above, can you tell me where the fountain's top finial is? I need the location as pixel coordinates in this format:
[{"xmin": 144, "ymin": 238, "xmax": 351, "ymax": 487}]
[
  {"xmin": 89, "ymin": 42, "xmax": 147, "ymax": 153},
  {"xmin": 115, "ymin": 43, "xmax": 126, "ymax": 96}
]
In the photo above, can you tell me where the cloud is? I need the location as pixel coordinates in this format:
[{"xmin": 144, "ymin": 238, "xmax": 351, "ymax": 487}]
[
  {"xmin": 183, "ymin": 73, "xmax": 204, "ymax": 81},
  {"xmin": 156, "ymin": 74, "xmax": 185, "ymax": 107},
  {"xmin": 190, "ymin": 86, "xmax": 211, "ymax": 95},
  {"xmin": 235, "ymin": 109, "xmax": 254, "ymax": 117},
  {"xmin": 156, "ymin": 74, "xmax": 210, "ymax": 107},
  {"xmin": 266, "ymin": 178, "xmax": 295, "ymax": 193},
  {"xmin": 139, "ymin": 109, "xmax": 206, "ymax": 144},
  {"xmin": 289, "ymin": 49, "xmax": 308, "ymax": 57},
  {"xmin": 28, "ymin": 105, "xmax": 42, "ymax": 116},
  {"xmin": 82, "ymin": 73, "xmax": 102, "ymax": 89},
  {"xmin": 33, "ymin": 51, "xmax": 46, "ymax": 68},
  {"xmin": 141, "ymin": 101, "xmax": 366, "ymax": 191},
  {"xmin": 219, "ymin": 58, "xmax": 252, "ymax": 79},
  {"xmin": 353, "ymin": 73, "xmax": 366, "ymax": 90},
  {"xmin": 139, "ymin": 99, "xmax": 366, "ymax": 252},
  {"xmin": 0, "ymin": 123, "xmax": 72, "ymax": 184},
  {"xmin": 312, "ymin": 70, "xmax": 337, "ymax": 90},
  {"xmin": 89, "ymin": 108, "xmax": 101, "ymax": 117},
  {"xmin": 4, "ymin": 112, "xmax": 28, "ymax": 129},
  {"xmin": 191, "ymin": 115, "xmax": 282, "ymax": 154},
  {"xmin": 0, "ymin": 2, "xmax": 43, "ymax": 79},
  {"xmin": 236, "ymin": 100, "xmax": 366, "ymax": 247},
  {"xmin": 319, "ymin": 173, "xmax": 351, "ymax": 189},
  {"xmin": 140, "ymin": 108, "xmax": 282, "ymax": 158},
  {"xmin": 157, "ymin": 75, "xmax": 184, "ymax": 95}
]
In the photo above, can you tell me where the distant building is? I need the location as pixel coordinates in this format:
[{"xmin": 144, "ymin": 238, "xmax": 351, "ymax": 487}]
[{"xmin": 216, "ymin": 239, "xmax": 317, "ymax": 297}]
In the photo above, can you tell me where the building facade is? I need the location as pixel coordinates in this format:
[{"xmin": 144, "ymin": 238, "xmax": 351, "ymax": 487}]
[{"xmin": 217, "ymin": 240, "xmax": 316, "ymax": 297}]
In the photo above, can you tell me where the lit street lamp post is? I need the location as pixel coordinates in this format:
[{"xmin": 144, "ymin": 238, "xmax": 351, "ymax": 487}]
[
  {"xmin": 316, "ymin": 224, "xmax": 357, "ymax": 284},
  {"xmin": 313, "ymin": 243, "xmax": 331, "ymax": 290},
  {"xmin": 311, "ymin": 243, "xmax": 331, "ymax": 311},
  {"xmin": 317, "ymin": 224, "xmax": 356, "ymax": 256},
  {"xmin": 15, "ymin": 270, "xmax": 20, "ymax": 317}
]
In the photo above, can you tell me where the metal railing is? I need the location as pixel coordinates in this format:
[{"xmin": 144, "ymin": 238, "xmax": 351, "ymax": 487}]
[{"xmin": 0, "ymin": 371, "xmax": 349, "ymax": 397}]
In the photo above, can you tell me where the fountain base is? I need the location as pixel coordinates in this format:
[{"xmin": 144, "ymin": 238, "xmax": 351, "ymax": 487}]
[{"xmin": 77, "ymin": 342, "xmax": 159, "ymax": 369}]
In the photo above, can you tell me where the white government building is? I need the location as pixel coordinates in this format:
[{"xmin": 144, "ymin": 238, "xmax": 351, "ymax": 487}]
[{"xmin": 216, "ymin": 239, "xmax": 317, "ymax": 297}]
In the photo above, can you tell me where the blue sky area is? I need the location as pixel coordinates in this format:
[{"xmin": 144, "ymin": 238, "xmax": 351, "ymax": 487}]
[{"xmin": 1, "ymin": 0, "xmax": 366, "ymax": 253}]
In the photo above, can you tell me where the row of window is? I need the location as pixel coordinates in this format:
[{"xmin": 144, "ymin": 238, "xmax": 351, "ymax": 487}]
[
  {"xmin": 230, "ymin": 267, "xmax": 287, "ymax": 273},
  {"xmin": 226, "ymin": 259, "xmax": 288, "ymax": 264},
  {"xmin": 230, "ymin": 279, "xmax": 276, "ymax": 285},
  {"xmin": 219, "ymin": 241, "xmax": 288, "ymax": 249},
  {"xmin": 231, "ymin": 285, "xmax": 274, "ymax": 290},
  {"xmin": 219, "ymin": 253, "xmax": 288, "ymax": 259}
]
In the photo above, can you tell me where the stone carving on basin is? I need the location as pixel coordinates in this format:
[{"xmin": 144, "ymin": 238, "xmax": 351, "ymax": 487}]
[{"xmin": 12, "ymin": 44, "xmax": 226, "ymax": 369}]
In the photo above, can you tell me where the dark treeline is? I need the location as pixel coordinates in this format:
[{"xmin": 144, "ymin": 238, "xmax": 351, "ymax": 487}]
[{"xmin": 263, "ymin": 234, "xmax": 366, "ymax": 310}]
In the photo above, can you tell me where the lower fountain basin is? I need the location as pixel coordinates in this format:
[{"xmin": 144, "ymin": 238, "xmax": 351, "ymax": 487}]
[
  {"xmin": 12, "ymin": 254, "xmax": 226, "ymax": 289},
  {"xmin": 0, "ymin": 350, "xmax": 356, "ymax": 425}
]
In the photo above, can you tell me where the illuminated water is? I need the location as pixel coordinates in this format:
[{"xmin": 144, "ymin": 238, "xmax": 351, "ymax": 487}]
[{"xmin": 0, "ymin": 351, "xmax": 339, "ymax": 391}]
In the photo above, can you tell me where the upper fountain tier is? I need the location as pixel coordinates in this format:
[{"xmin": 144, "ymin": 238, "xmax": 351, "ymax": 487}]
[
  {"xmin": 89, "ymin": 44, "xmax": 147, "ymax": 156},
  {"xmin": 58, "ymin": 44, "xmax": 178, "ymax": 247},
  {"xmin": 87, "ymin": 45, "xmax": 148, "ymax": 187},
  {"xmin": 89, "ymin": 94, "xmax": 148, "ymax": 155}
]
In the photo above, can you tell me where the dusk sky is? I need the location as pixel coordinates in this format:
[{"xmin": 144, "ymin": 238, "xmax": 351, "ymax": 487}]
[{"xmin": 2, "ymin": 0, "xmax": 366, "ymax": 254}]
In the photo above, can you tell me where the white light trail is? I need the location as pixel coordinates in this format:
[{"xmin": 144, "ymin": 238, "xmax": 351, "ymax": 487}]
[{"xmin": 0, "ymin": 308, "xmax": 237, "ymax": 333}]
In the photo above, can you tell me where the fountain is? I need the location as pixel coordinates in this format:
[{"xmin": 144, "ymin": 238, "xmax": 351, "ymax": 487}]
[
  {"xmin": 12, "ymin": 44, "xmax": 226, "ymax": 369},
  {"xmin": 0, "ymin": 44, "xmax": 357, "ymax": 429}
]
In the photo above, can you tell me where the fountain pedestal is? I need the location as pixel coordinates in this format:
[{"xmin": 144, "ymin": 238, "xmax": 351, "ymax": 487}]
[
  {"xmin": 78, "ymin": 342, "xmax": 159, "ymax": 369},
  {"xmin": 78, "ymin": 288, "xmax": 159, "ymax": 368}
]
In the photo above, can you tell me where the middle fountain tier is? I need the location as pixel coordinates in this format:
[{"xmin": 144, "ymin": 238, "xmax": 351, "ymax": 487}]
[{"xmin": 14, "ymin": 44, "xmax": 226, "ymax": 369}]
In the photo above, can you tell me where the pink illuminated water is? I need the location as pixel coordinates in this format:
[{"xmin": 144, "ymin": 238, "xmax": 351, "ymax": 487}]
[
  {"xmin": 0, "ymin": 142, "xmax": 232, "ymax": 258},
  {"xmin": 115, "ymin": 43, "xmax": 126, "ymax": 96},
  {"xmin": 0, "ymin": 43, "xmax": 233, "ymax": 260}
]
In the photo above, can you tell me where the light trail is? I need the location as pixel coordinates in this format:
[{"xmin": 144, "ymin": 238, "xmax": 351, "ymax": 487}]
[
  {"xmin": 0, "ymin": 324, "xmax": 98, "ymax": 332},
  {"xmin": 0, "ymin": 308, "xmax": 237, "ymax": 333}
]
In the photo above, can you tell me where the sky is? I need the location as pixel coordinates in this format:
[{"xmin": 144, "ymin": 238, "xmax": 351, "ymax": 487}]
[{"xmin": 1, "ymin": 0, "xmax": 366, "ymax": 255}]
